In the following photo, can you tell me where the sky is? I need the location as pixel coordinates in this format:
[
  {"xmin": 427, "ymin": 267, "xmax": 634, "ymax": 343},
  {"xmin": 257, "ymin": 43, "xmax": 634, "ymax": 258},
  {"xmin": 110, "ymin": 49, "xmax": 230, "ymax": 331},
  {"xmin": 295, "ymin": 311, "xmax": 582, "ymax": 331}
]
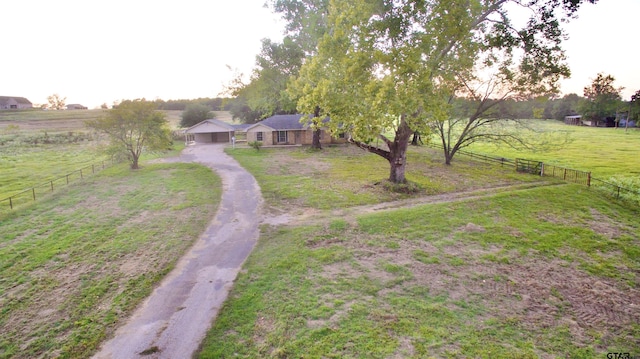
[{"xmin": 1, "ymin": 0, "xmax": 637, "ymax": 109}]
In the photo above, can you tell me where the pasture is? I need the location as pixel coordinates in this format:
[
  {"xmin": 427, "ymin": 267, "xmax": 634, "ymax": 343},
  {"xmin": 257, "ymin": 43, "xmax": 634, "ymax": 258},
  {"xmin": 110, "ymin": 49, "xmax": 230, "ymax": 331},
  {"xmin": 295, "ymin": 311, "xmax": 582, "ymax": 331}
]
[
  {"xmin": 1, "ymin": 110, "xmax": 638, "ymax": 358},
  {"xmin": 463, "ymin": 120, "xmax": 640, "ymax": 179},
  {"xmin": 0, "ymin": 109, "xmax": 192, "ymax": 203}
]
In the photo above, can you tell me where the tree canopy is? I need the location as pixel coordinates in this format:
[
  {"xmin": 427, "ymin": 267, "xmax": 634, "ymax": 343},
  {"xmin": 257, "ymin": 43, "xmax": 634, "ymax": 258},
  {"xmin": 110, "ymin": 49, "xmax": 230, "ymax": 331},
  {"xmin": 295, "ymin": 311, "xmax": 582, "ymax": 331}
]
[
  {"xmin": 47, "ymin": 94, "xmax": 66, "ymax": 110},
  {"xmin": 86, "ymin": 99, "xmax": 172, "ymax": 169},
  {"xmin": 291, "ymin": 0, "xmax": 596, "ymax": 182},
  {"xmin": 579, "ymin": 72, "xmax": 623, "ymax": 121},
  {"xmin": 180, "ymin": 103, "xmax": 213, "ymax": 128},
  {"xmin": 227, "ymin": 37, "xmax": 304, "ymax": 123}
]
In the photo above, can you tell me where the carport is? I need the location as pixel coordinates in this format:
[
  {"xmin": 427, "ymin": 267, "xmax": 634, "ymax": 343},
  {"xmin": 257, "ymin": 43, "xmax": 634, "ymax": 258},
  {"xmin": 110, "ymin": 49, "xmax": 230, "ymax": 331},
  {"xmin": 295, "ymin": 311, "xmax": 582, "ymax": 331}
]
[{"xmin": 184, "ymin": 119, "xmax": 236, "ymax": 144}]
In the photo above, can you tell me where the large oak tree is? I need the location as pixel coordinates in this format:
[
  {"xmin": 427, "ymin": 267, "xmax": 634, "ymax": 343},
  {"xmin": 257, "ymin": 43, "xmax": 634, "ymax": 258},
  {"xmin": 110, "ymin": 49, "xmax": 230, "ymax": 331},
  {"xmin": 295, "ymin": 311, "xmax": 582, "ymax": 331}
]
[{"xmin": 292, "ymin": 0, "xmax": 596, "ymax": 183}]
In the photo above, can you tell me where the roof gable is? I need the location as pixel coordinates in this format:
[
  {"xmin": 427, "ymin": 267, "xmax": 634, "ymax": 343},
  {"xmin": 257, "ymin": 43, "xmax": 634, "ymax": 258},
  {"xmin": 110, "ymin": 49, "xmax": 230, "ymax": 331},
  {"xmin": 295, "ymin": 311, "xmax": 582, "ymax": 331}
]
[
  {"xmin": 184, "ymin": 119, "xmax": 235, "ymax": 133},
  {"xmin": 259, "ymin": 114, "xmax": 310, "ymax": 130},
  {"xmin": 246, "ymin": 123, "xmax": 276, "ymax": 132},
  {"xmin": 0, "ymin": 96, "xmax": 32, "ymax": 105}
]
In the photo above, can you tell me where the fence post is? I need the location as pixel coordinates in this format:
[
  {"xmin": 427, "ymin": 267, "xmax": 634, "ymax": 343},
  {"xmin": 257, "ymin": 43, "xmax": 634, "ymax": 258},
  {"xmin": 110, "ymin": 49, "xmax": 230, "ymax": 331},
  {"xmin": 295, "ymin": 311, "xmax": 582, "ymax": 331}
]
[
  {"xmin": 9, "ymin": 197, "xmax": 13, "ymax": 210},
  {"xmin": 32, "ymin": 188, "xmax": 36, "ymax": 201},
  {"xmin": 50, "ymin": 181, "xmax": 54, "ymax": 192},
  {"xmin": 587, "ymin": 172, "xmax": 591, "ymax": 187},
  {"xmin": 563, "ymin": 168, "xmax": 567, "ymax": 180},
  {"xmin": 540, "ymin": 163, "xmax": 545, "ymax": 176}
]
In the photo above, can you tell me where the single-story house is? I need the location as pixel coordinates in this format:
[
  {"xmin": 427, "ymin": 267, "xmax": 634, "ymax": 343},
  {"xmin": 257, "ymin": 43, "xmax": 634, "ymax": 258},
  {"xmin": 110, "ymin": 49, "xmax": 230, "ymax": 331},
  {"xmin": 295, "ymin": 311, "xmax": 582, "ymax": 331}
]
[
  {"xmin": 245, "ymin": 114, "xmax": 347, "ymax": 146},
  {"xmin": 66, "ymin": 104, "xmax": 88, "ymax": 110},
  {"xmin": 0, "ymin": 96, "xmax": 32, "ymax": 110},
  {"xmin": 184, "ymin": 119, "xmax": 243, "ymax": 143}
]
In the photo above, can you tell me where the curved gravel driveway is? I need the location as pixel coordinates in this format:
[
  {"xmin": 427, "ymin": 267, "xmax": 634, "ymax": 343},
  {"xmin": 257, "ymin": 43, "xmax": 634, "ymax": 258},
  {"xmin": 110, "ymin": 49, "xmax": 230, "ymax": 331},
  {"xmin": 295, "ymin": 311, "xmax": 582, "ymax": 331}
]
[{"xmin": 93, "ymin": 144, "xmax": 263, "ymax": 359}]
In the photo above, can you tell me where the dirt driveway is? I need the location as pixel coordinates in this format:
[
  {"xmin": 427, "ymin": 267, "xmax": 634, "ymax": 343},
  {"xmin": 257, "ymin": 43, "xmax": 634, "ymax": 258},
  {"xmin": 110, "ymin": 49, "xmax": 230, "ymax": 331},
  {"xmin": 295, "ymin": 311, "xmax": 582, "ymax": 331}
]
[{"xmin": 93, "ymin": 144, "xmax": 263, "ymax": 359}]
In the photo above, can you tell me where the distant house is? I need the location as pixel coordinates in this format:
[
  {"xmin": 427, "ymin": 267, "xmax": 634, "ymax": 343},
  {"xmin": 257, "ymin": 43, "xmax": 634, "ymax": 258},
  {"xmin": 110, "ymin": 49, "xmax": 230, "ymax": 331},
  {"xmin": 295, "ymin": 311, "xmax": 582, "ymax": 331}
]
[
  {"xmin": 245, "ymin": 114, "xmax": 347, "ymax": 146},
  {"xmin": 66, "ymin": 104, "xmax": 88, "ymax": 110},
  {"xmin": 184, "ymin": 119, "xmax": 244, "ymax": 143},
  {"xmin": 0, "ymin": 96, "xmax": 32, "ymax": 110}
]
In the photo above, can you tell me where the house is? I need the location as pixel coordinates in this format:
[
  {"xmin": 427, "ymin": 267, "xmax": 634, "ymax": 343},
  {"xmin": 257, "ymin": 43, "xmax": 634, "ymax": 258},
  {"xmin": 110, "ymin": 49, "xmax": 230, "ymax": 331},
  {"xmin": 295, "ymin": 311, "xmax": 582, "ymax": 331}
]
[
  {"xmin": 66, "ymin": 104, "xmax": 88, "ymax": 110},
  {"xmin": 245, "ymin": 114, "xmax": 347, "ymax": 146},
  {"xmin": 184, "ymin": 119, "xmax": 245, "ymax": 143},
  {"xmin": 0, "ymin": 96, "xmax": 32, "ymax": 110}
]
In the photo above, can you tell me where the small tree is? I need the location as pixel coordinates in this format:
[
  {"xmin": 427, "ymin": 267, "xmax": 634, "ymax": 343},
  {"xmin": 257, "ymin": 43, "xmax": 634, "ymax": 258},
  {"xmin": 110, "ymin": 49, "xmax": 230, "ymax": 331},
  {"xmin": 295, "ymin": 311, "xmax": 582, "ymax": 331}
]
[
  {"xmin": 180, "ymin": 103, "xmax": 213, "ymax": 128},
  {"xmin": 86, "ymin": 99, "xmax": 172, "ymax": 169},
  {"xmin": 47, "ymin": 94, "xmax": 66, "ymax": 110}
]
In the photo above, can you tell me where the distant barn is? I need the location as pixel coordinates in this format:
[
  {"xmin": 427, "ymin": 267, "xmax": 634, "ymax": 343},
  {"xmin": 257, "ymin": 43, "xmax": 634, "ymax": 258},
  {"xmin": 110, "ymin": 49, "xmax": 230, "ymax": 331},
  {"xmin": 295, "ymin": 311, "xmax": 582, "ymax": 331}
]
[
  {"xmin": 0, "ymin": 96, "xmax": 32, "ymax": 110},
  {"xmin": 564, "ymin": 115, "xmax": 582, "ymax": 126}
]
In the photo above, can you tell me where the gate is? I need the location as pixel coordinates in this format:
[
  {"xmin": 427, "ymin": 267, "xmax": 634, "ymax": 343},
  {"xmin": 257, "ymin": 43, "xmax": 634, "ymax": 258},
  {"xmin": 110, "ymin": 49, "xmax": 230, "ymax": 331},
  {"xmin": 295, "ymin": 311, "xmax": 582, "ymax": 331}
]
[{"xmin": 515, "ymin": 158, "xmax": 543, "ymax": 175}]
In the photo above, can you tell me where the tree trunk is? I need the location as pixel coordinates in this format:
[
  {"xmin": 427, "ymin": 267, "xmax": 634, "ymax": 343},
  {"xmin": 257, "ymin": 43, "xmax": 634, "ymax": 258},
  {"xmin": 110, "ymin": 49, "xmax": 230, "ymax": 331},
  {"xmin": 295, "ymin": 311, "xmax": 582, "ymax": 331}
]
[
  {"xmin": 348, "ymin": 116, "xmax": 412, "ymax": 184},
  {"xmin": 311, "ymin": 106, "xmax": 322, "ymax": 150},
  {"xmin": 312, "ymin": 128, "xmax": 322, "ymax": 149},
  {"xmin": 444, "ymin": 151, "xmax": 453, "ymax": 165},
  {"xmin": 130, "ymin": 151, "xmax": 140, "ymax": 169},
  {"xmin": 411, "ymin": 131, "xmax": 422, "ymax": 146},
  {"xmin": 386, "ymin": 117, "xmax": 412, "ymax": 183}
]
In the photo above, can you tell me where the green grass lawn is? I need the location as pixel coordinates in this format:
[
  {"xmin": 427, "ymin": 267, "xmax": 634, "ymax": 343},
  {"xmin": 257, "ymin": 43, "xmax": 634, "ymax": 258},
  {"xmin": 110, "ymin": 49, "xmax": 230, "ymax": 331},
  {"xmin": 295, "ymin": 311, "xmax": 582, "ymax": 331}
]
[
  {"xmin": 198, "ymin": 184, "xmax": 639, "ymax": 358},
  {"xmin": 0, "ymin": 162, "xmax": 221, "ymax": 358},
  {"xmin": 198, "ymin": 143, "xmax": 640, "ymax": 358},
  {"xmin": 227, "ymin": 145, "xmax": 543, "ymax": 211}
]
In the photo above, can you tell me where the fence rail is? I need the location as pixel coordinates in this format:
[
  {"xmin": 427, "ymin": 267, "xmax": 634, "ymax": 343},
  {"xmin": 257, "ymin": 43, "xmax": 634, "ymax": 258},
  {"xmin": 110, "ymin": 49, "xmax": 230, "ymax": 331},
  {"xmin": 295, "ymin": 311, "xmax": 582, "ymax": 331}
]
[
  {"xmin": 0, "ymin": 159, "xmax": 115, "ymax": 212},
  {"xmin": 426, "ymin": 143, "xmax": 638, "ymax": 204},
  {"xmin": 428, "ymin": 144, "xmax": 514, "ymax": 166},
  {"xmin": 540, "ymin": 163, "xmax": 592, "ymax": 186}
]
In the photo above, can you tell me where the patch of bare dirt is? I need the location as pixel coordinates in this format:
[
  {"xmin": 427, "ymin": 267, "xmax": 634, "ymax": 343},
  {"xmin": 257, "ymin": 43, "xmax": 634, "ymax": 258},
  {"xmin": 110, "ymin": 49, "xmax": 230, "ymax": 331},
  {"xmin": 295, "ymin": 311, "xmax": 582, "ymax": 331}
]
[
  {"xmin": 263, "ymin": 150, "xmax": 330, "ymax": 177},
  {"xmin": 309, "ymin": 233, "xmax": 640, "ymax": 351},
  {"xmin": 588, "ymin": 208, "xmax": 632, "ymax": 239}
]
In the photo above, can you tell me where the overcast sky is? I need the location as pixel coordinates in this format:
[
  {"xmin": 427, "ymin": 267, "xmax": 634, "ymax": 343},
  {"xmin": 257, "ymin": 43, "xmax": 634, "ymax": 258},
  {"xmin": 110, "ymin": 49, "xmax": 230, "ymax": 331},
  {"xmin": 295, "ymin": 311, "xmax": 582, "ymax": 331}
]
[{"xmin": 1, "ymin": 0, "xmax": 637, "ymax": 108}]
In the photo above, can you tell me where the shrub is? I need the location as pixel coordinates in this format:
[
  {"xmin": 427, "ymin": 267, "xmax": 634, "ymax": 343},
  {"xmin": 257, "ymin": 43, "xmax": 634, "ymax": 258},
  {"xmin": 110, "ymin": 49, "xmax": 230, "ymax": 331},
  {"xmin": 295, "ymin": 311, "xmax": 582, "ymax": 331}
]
[{"xmin": 248, "ymin": 141, "xmax": 263, "ymax": 151}]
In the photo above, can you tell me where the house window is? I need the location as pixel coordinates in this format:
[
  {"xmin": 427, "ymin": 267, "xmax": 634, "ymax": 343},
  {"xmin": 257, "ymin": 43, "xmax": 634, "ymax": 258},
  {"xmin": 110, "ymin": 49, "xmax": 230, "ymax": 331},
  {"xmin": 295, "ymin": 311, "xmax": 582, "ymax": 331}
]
[
  {"xmin": 256, "ymin": 132, "xmax": 263, "ymax": 141},
  {"xmin": 277, "ymin": 131, "xmax": 288, "ymax": 143},
  {"xmin": 338, "ymin": 132, "xmax": 346, "ymax": 139}
]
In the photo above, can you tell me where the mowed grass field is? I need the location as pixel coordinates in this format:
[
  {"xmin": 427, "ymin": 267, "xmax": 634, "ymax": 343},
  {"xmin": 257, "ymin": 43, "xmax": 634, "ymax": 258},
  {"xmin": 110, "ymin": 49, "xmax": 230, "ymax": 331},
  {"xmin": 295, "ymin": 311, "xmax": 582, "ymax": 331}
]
[
  {"xmin": 1, "ymin": 110, "xmax": 639, "ymax": 358},
  {"xmin": 196, "ymin": 144, "xmax": 639, "ymax": 357},
  {"xmin": 463, "ymin": 120, "xmax": 640, "ymax": 179}
]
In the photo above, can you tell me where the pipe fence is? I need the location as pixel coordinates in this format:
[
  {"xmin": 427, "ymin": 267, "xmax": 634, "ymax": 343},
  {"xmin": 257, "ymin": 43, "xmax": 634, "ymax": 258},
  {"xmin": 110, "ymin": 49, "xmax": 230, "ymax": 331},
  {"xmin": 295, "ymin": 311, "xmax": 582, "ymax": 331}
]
[
  {"xmin": 427, "ymin": 143, "xmax": 638, "ymax": 204},
  {"xmin": 0, "ymin": 159, "xmax": 115, "ymax": 213}
]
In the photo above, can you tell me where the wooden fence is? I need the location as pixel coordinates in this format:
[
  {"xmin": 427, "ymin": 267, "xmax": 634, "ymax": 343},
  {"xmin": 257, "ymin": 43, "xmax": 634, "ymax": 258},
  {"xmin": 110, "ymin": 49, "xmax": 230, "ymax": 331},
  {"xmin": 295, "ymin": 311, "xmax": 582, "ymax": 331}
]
[
  {"xmin": 0, "ymin": 159, "xmax": 115, "ymax": 213},
  {"xmin": 428, "ymin": 143, "xmax": 638, "ymax": 203},
  {"xmin": 428, "ymin": 144, "xmax": 514, "ymax": 166}
]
